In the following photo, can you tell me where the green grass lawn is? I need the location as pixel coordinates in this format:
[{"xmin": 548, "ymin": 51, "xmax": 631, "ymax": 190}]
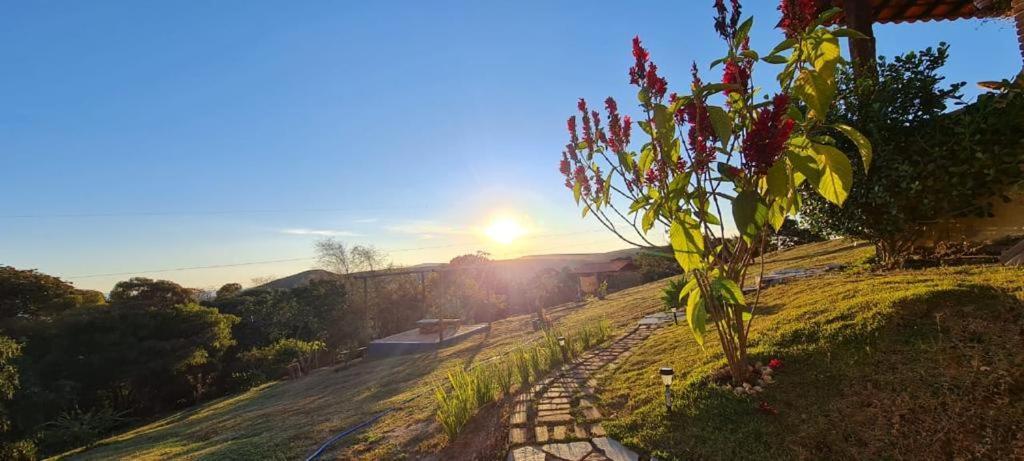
[
  {"xmin": 55, "ymin": 277, "xmax": 668, "ymax": 460},
  {"xmin": 596, "ymin": 242, "xmax": 1024, "ymax": 460}
]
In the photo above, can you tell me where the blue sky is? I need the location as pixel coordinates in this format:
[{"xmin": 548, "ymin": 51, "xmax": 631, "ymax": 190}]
[{"xmin": 1, "ymin": 1, "xmax": 1019, "ymax": 291}]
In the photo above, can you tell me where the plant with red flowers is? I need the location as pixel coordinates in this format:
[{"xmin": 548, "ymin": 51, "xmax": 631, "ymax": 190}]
[{"xmin": 557, "ymin": 1, "xmax": 871, "ymax": 385}]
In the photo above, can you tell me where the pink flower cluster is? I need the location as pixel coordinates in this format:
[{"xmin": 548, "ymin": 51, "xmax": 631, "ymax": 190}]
[{"xmin": 741, "ymin": 94, "xmax": 794, "ymax": 175}]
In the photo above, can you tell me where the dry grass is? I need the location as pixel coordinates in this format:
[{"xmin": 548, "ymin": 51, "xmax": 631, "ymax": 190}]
[
  {"xmin": 597, "ymin": 242, "xmax": 1024, "ymax": 460},
  {"xmin": 55, "ymin": 279, "xmax": 665, "ymax": 460}
]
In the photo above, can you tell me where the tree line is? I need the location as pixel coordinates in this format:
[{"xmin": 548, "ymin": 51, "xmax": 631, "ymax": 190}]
[{"xmin": 0, "ymin": 240, "xmax": 599, "ymax": 459}]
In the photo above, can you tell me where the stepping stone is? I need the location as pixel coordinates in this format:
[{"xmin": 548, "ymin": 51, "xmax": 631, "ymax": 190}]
[
  {"xmin": 511, "ymin": 411, "xmax": 527, "ymax": 426},
  {"xmin": 592, "ymin": 437, "xmax": 638, "ymax": 461},
  {"xmin": 538, "ymin": 403, "xmax": 571, "ymax": 411},
  {"xmin": 542, "ymin": 441, "xmax": 593, "ymax": 461},
  {"xmin": 574, "ymin": 424, "xmax": 588, "ymax": 439},
  {"xmin": 588, "ymin": 423, "xmax": 606, "ymax": 436},
  {"xmin": 508, "ymin": 445, "xmax": 547, "ymax": 461},
  {"xmin": 509, "ymin": 427, "xmax": 528, "ymax": 445},
  {"xmin": 535, "ymin": 426, "xmax": 549, "ymax": 443},
  {"xmin": 541, "ymin": 397, "xmax": 570, "ymax": 405},
  {"xmin": 551, "ymin": 425, "xmax": 568, "ymax": 440},
  {"xmin": 537, "ymin": 413, "xmax": 573, "ymax": 424},
  {"xmin": 583, "ymin": 453, "xmax": 612, "ymax": 461},
  {"xmin": 583, "ymin": 407, "xmax": 602, "ymax": 421},
  {"xmin": 537, "ymin": 409, "xmax": 570, "ymax": 418}
]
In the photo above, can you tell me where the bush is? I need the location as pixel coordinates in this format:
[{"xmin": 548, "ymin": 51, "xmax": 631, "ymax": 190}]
[
  {"xmin": 799, "ymin": 44, "xmax": 1024, "ymax": 267},
  {"xmin": 240, "ymin": 338, "xmax": 327, "ymax": 382}
]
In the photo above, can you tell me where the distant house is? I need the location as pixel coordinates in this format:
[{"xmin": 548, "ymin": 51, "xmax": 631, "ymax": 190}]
[{"xmin": 571, "ymin": 257, "xmax": 639, "ymax": 297}]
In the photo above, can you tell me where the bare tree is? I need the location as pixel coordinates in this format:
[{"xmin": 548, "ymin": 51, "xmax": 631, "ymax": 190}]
[
  {"xmin": 350, "ymin": 245, "xmax": 388, "ymax": 272},
  {"xmin": 314, "ymin": 238, "xmax": 389, "ymax": 274},
  {"xmin": 315, "ymin": 238, "xmax": 352, "ymax": 274}
]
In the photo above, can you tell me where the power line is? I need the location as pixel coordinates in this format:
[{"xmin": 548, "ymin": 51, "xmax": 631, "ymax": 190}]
[
  {"xmin": 61, "ymin": 230, "xmax": 615, "ymax": 279},
  {"xmin": 0, "ymin": 207, "xmax": 409, "ymax": 219}
]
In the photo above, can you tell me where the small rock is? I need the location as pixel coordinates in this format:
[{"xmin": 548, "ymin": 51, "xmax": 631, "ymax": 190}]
[
  {"xmin": 734, "ymin": 386, "xmax": 745, "ymax": 395},
  {"xmin": 742, "ymin": 382, "xmax": 752, "ymax": 389},
  {"xmin": 753, "ymin": 386, "xmax": 763, "ymax": 392},
  {"xmin": 980, "ymin": 366, "xmax": 991, "ymax": 372},
  {"xmin": 763, "ymin": 375, "xmax": 774, "ymax": 384}
]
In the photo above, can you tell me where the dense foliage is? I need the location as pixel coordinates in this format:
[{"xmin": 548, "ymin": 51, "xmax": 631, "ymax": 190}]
[
  {"xmin": 799, "ymin": 44, "xmax": 1024, "ymax": 266},
  {"xmin": 557, "ymin": 1, "xmax": 868, "ymax": 383}
]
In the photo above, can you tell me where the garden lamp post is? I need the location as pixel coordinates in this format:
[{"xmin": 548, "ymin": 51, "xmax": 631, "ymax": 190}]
[
  {"xmin": 670, "ymin": 307, "xmax": 678, "ymax": 325},
  {"xmin": 557, "ymin": 336, "xmax": 568, "ymax": 363},
  {"xmin": 660, "ymin": 367, "xmax": 675, "ymax": 413}
]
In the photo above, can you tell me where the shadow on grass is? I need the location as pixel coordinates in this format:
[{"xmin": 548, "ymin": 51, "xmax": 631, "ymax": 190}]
[{"xmin": 614, "ymin": 284, "xmax": 1024, "ymax": 461}]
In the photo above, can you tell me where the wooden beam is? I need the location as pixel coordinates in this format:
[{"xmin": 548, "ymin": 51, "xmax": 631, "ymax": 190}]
[{"xmin": 842, "ymin": 0, "xmax": 877, "ymax": 76}]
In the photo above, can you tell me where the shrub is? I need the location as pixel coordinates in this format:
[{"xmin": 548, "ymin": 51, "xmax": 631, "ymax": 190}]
[
  {"xmin": 661, "ymin": 277, "xmax": 689, "ymax": 311},
  {"xmin": 799, "ymin": 44, "xmax": 1024, "ymax": 267},
  {"xmin": 555, "ymin": 2, "xmax": 869, "ymax": 384},
  {"xmin": 240, "ymin": 338, "xmax": 327, "ymax": 382}
]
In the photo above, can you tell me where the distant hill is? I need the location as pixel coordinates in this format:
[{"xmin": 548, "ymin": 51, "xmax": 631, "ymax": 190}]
[
  {"xmin": 256, "ymin": 247, "xmax": 647, "ymax": 291},
  {"xmin": 253, "ymin": 269, "xmax": 342, "ymax": 291}
]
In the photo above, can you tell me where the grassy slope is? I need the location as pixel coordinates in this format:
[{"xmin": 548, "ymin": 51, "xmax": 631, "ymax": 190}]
[
  {"xmin": 597, "ymin": 241, "xmax": 1024, "ymax": 460},
  {"xmin": 57, "ymin": 279, "xmax": 667, "ymax": 460}
]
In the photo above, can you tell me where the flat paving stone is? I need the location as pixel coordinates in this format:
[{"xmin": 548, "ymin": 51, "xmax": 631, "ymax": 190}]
[
  {"xmin": 551, "ymin": 425, "xmax": 568, "ymax": 440},
  {"xmin": 535, "ymin": 426, "xmax": 549, "ymax": 443},
  {"xmin": 542, "ymin": 441, "xmax": 593, "ymax": 461},
  {"xmin": 588, "ymin": 424, "xmax": 606, "ymax": 437},
  {"xmin": 592, "ymin": 437, "xmax": 638, "ymax": 461},
  {"xmin": 538, "ymin": 403, "xmax": 571, "ymax": 411},
  {"xmin": 508, "ymin": 445, "xmax": 547, "ymax": 461},
  {"xmin": 511, "ymin": 411, "xmax": 527, "ymax": 426},
  {"xmin": 509, "ymin": 427, "xmax": 529, "ymax": 445},
  {"xmin": 537, "ymin": 413, "xmax": 574, "ymax": 424}
]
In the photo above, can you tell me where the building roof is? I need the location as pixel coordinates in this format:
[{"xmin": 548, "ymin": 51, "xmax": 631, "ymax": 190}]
[
  {"xmin": 826, "ymin": 0, "xmax": 1007, "ymax": 24},
  {"xmin": 571, "ymin": 258, "xmax": 637, "ymax": 275}
]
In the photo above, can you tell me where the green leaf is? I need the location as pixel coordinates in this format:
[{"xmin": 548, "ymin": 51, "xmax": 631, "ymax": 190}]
[
  {"xmin": 769, "ymin": 37, "xmax": 797, "ymax": 56},
  {"xmin": 731, "ymin": 190, "xmax": 768, "ymax": 243},
  {"xmin": 572, "ymin": 180, "xmax": 582, "ymax": 204},
  {"xmin": 685, "ymin": 289, "xmax": 707, "ymax": 347},
  {"xmin": 811, "ymin": 143, "xmax": 854, "ymax": 206},
  {"xmin": 794, "ymin": 70, "xmax": 834, "ymax": 121},
  {"xmin": 709, "ymin": 57, "xmax": 727, "ymax": 70},
  {"xmin": 581, "ymin": 206, "xmax": 589, "ymax": 218},
  {"xmin": 707, "ymin": 106, "xmax": 732, "ymax": 147},
  {"xmin": 765, "ymin": 159, "xmax": 790, "ymax": 199},
  {"xmin": 677, "ymin": 277, "xmax": 699, "ymax": 302},
  {"xmin": 834, "ymin": 124, "xmax": 873, "ymax": 172},
  {"xmin": 831, "ymin": 28, "xmax": 869, "ymax": 40},
  {"xmin": 629, "ymin": 195, "xmax": 650, "ymax": 214},
  {"xmin": 767, "ymin": 197, "xmax": 788, "ymax": 231},
  {"xmin": 712, "ymin": 277, "xmax": 745, "ymax": 306},
  {"xmin": 735, "ymin": 17, "xmax": 753, "ymax": 45},
  {"xmin": 642, "ymin": 207, "xmax": 658, "ymax": 233},
  {"xmin": 762, "ymin": 55, "xmax": 788, "ymax": 64},
  {"xmin": 669, "ymin": 214, "xmax": 704, "ymax": 272},
  {"xmin": 742, "ymin": 311, "xmax": 752, "ymax": 322},
  {"xmin": 740, "ymin": 49, "xmax": 759, "ymax": 61}
]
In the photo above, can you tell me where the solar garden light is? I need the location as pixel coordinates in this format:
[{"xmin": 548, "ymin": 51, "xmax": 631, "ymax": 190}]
[
  {"xmin": 670, "ymin": 307, "xmax": 678, "ymax": 325},
  {"xmin": 557, "ymin": 336, "xmax": 568, "ymax": 362},
  {"xmin": 660, "ymin": 367, "xmax": 675, "ymax": 412}
]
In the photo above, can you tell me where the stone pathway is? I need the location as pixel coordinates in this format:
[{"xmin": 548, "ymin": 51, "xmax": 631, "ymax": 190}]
[{"xmin": 507, "ymin": 317, "xmax": 668, "ymax": 461}]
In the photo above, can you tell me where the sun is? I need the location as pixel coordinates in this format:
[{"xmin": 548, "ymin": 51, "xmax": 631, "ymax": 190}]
[{"xmin": 484, "ymin": 217, "xmax": 526, "ymax": 244}]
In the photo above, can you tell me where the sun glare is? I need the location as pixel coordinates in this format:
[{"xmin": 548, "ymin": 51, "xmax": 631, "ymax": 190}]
[{"xmin": 484, "ymin": 217, "xmax": 526, "ymax": 244}]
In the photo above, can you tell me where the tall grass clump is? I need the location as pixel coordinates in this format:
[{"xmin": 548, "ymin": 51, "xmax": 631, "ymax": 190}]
[
  {"xmin": 434, "ymin": 369, "xmax": 476, "ymax": 439},
  {"xmin": 435, "ymin": 319, "xmax": 614, "ymax": 440},
  {"xmin": 494, "ymin": 358, "xmax": 514, "ymax": 396}
]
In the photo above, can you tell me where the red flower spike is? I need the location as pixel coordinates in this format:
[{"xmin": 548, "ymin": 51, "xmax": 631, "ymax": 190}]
[
  {"xmin": 777, "ymin": 0, "xmax": 819, "ymax": 38},
  {"xmin": 741, "ymin": 94, "xmax": 794, "ymax": 175},
  {"xmin": 768, "ymin": 358, "xmax": 783, "ymax": 370}
]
